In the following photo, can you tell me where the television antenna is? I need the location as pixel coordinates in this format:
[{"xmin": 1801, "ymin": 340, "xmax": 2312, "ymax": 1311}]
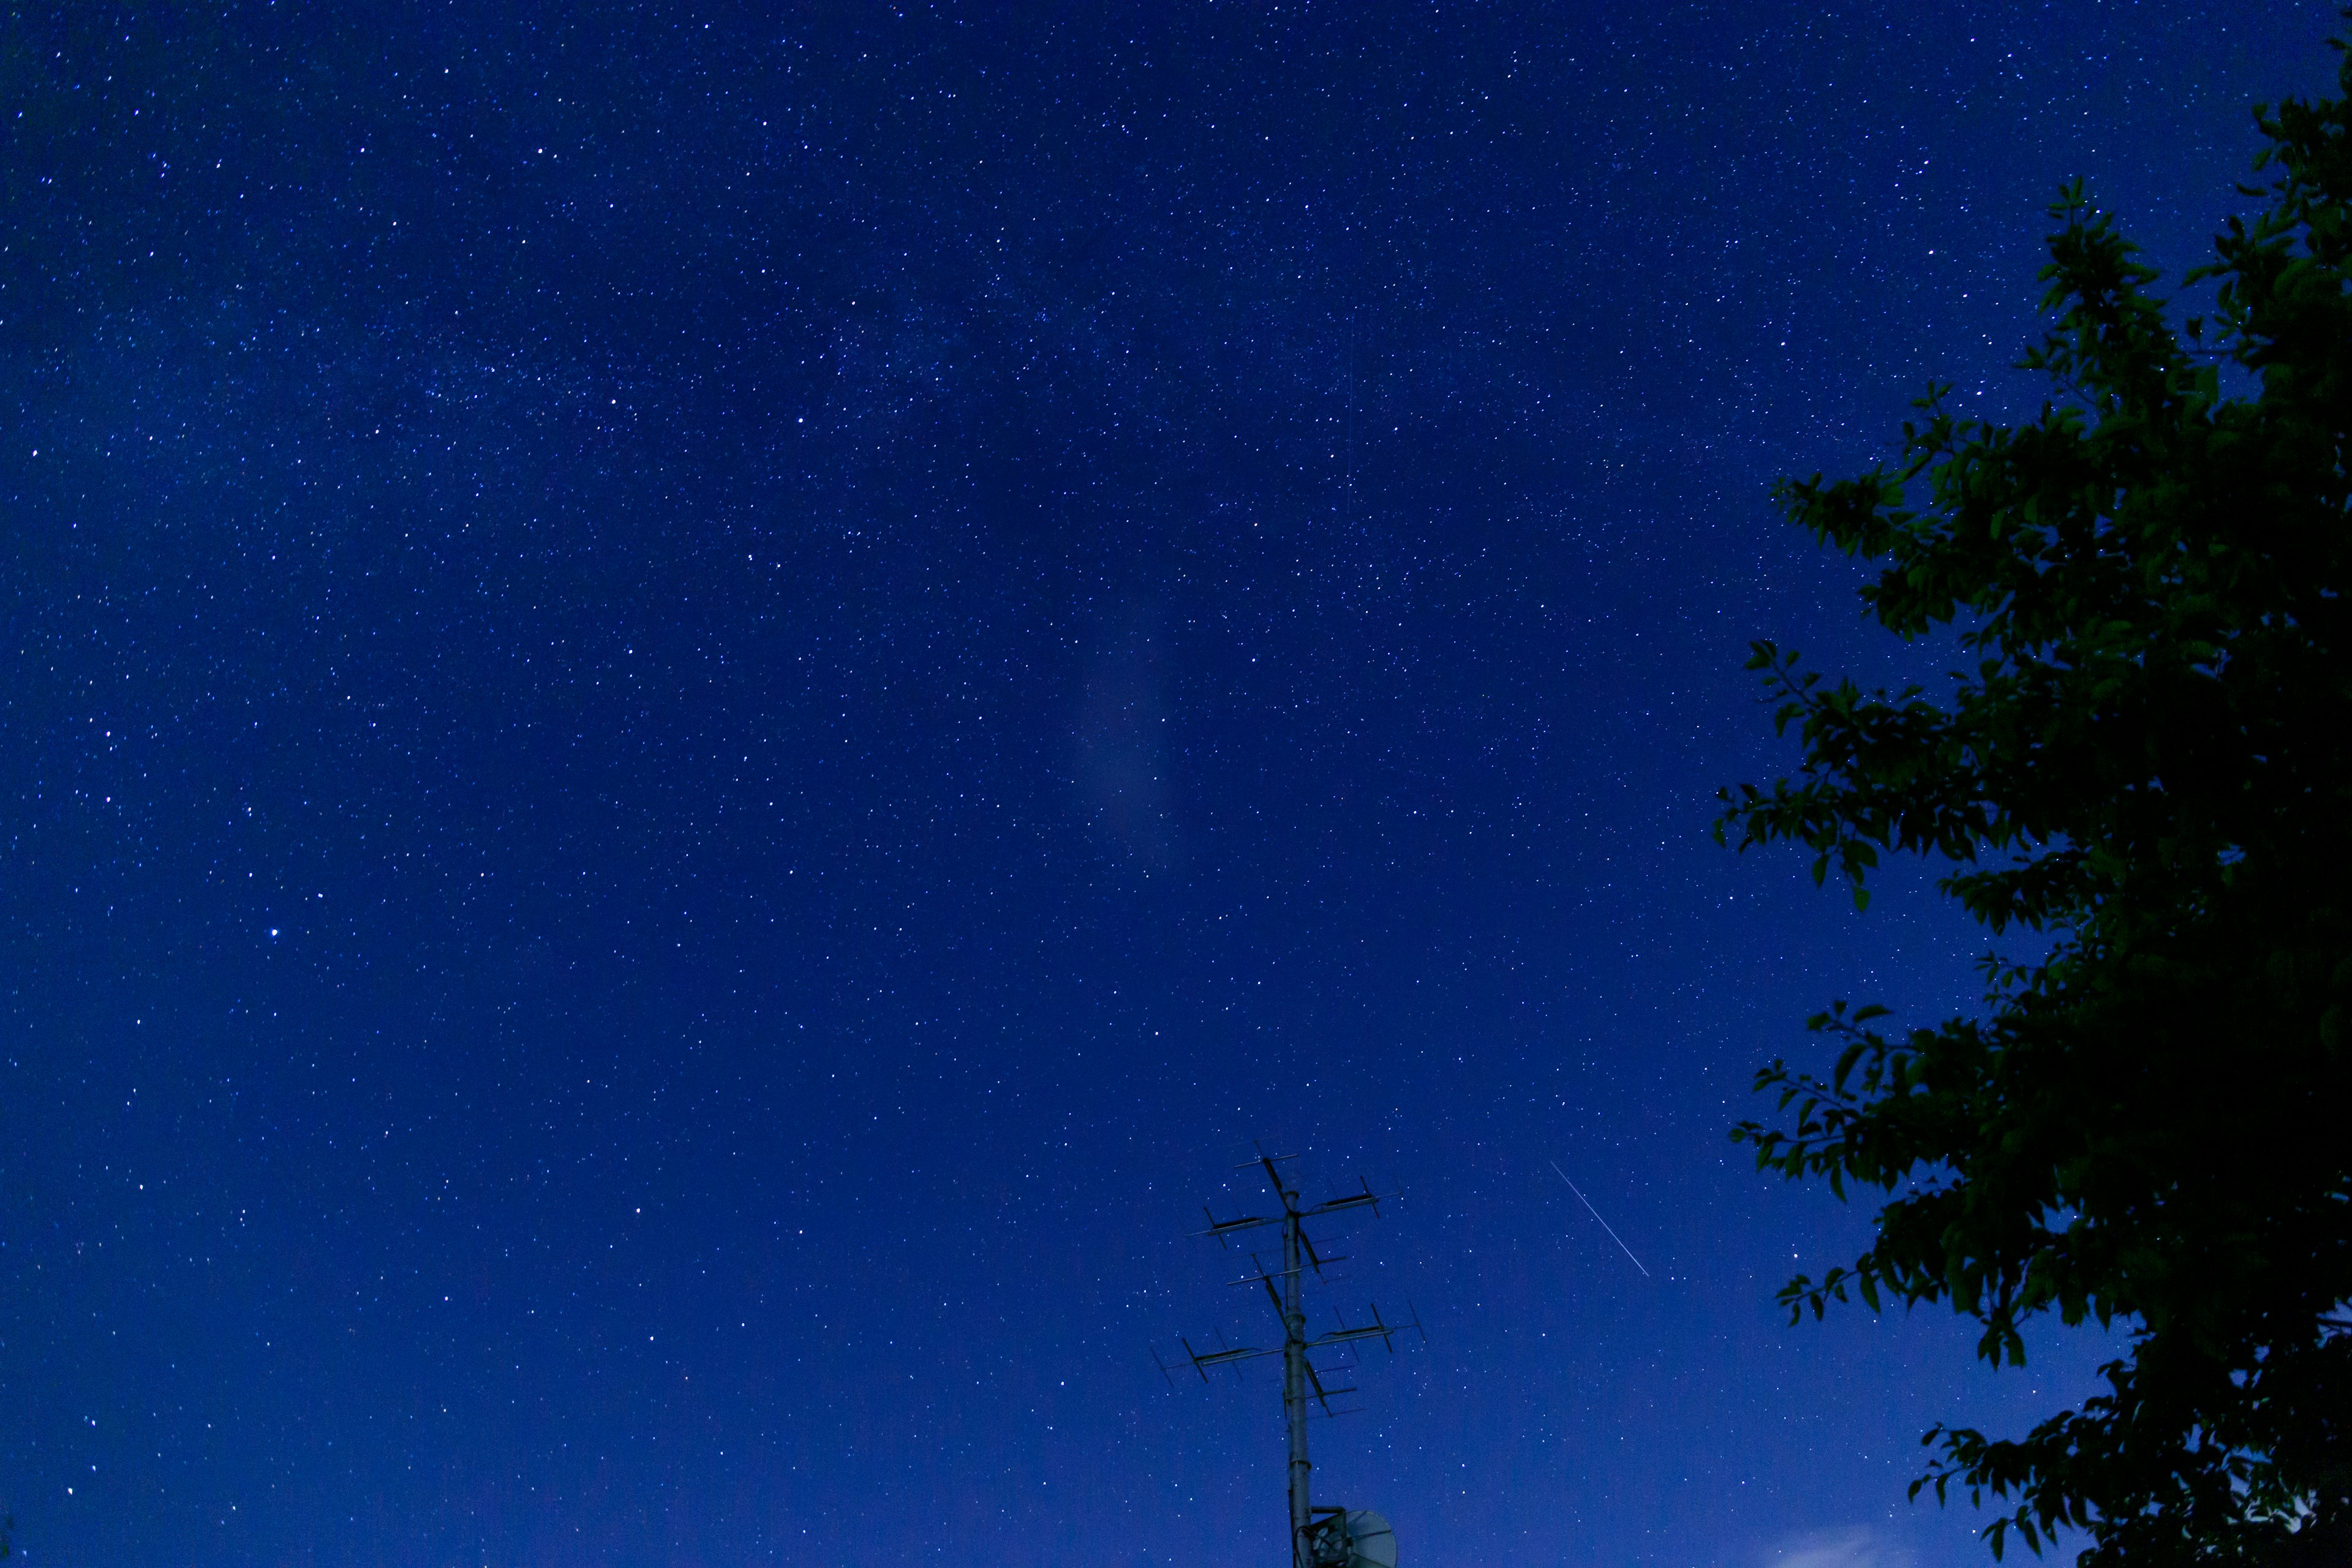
[{"xmin": 1157, "ymin": 1146, "xmax": 1420, "ymax": 1568}]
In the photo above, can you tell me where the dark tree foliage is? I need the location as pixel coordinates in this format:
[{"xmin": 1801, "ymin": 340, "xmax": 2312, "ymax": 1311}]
[{"xmin": 1718, "ymin": 43, "xmax": 2352, "ymax": 1568}]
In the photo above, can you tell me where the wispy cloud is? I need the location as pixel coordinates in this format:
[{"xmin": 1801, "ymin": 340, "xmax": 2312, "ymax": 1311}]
[
  {"xmin": 1075, "ymin": 602, "xmax": 1178, "ymax": 869},
  {"xmin": 1766, "ymin": 1526, "xmax": 1917, "ymax": 1568}
]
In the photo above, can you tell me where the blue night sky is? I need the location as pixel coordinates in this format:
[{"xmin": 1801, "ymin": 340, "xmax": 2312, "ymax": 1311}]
[{"xmin": 2, "ymin": 4, "xmax": 2337, "ymax": 1565}]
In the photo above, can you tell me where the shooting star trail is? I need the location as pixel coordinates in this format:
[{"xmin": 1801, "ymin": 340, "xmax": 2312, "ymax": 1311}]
[{"xmin": 1550, "ymin": 1160, "xmax": 1651, "ymax": 1278}]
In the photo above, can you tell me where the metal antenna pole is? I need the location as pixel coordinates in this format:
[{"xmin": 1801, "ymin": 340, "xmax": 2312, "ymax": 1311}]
[
  {"xmin": 1283, "ymin": 1177, "xmax": 1311, "ymax": 1568},
  {"xmin": 1165, "ymin": 1152, "xmax": 1418, "ymax": 1568}
]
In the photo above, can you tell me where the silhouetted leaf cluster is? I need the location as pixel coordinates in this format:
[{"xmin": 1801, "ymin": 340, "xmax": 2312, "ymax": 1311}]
[{"xmin": 1719, "ymin": 37, "xmax": 2352, "ymax": 1568}]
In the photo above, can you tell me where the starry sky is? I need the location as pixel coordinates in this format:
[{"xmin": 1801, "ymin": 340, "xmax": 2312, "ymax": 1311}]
[{"xmin": 2, "ymin": 4, "xmax": 2337, "ymax": 1566}]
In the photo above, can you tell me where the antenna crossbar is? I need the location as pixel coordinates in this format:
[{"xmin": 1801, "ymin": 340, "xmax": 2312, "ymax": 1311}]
[{"xmin": 1163, "ymin": 1152, "xmax": 1420, "ymax": 1568}]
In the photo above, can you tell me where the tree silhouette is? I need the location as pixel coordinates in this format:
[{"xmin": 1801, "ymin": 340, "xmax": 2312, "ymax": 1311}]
[{"xmin": 1721, "ymin": 37, "xmax": 2352, "ymax": 1568}]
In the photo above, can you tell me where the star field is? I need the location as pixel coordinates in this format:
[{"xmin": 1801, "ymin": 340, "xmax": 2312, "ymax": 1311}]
[{"xmin": 2, "ymin": 4, "xmax": 2337, "ymax": 1565}]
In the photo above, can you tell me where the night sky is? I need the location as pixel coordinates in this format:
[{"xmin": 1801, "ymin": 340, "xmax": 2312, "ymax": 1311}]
[{"xmin": 4, "ymin": 5, "xmax": 2337, "ymax": 1566}]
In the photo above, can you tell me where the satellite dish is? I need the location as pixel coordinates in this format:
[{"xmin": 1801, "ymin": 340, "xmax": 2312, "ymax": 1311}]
[
  {"xmin": 1343, "ymin": 1510, "xmax": 1396, "ymax": 1568},
  {"xmin": 1306, "ymin": 1508, "xmax": 1397, "ymax": 1568}
]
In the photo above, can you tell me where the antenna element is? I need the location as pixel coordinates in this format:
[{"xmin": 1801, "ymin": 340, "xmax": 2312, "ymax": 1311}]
[{"xmin": 1164, "ymin": 1148, "xmax": 1419, "ymax": 1567}]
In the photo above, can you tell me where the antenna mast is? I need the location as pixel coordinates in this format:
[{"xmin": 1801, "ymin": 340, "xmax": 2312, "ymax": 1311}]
[{"xmin": 1163, "ymin": 1148, "xmax": 1419, "ymax": 1568}]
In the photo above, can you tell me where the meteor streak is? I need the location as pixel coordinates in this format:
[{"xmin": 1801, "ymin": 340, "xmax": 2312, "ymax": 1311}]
[{"xmin": 1550, "ymin": 1159, "xmax": 1651, "ymax": 1278}]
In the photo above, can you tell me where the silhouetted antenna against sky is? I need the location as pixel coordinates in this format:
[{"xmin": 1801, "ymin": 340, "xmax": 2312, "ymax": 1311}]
[{"xmin": 1158, "ymin": 1145, "xmax": 1417, "ymax": 1568}]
